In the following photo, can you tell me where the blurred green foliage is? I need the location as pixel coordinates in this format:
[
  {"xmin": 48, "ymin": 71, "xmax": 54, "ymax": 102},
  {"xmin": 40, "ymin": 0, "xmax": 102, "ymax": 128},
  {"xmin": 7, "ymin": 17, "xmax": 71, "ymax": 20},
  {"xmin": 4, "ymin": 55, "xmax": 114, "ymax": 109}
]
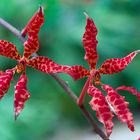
[{"xmin": 0, "ymin": 0, "xmax": 140, "ymax": 140}]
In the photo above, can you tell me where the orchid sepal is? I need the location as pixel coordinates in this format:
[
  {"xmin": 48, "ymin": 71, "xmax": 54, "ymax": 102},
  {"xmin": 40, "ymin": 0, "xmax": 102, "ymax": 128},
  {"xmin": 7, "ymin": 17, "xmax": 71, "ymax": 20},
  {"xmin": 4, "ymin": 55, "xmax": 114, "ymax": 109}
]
[
  {"xmin": 27, "ymin": 56, "xmax": 70, "ymax": 74},
  {"xmin": 116, "ymin": 85, "xmax": 140, "ymax": 102},
  {"xmin": 82, "ymin": 13, "xmax": 98, "ymax": 69},
  {"xmin": 88, "ymin": 84, "xmax": 114, "ymax": 137},
  {"xmin": 0, "ymin": 40, "xmax": 21, "ymax": 60},
  {"xmin": 14, "ymin": 73, "xmax": 30, "ymax": 120},
  {"xmin": 102, "ymin": 84, "xmax": 135, "ymax": 132},
  {"xmin": 99, "ymin": 51, "xmax": 140, "ymax": 74}
]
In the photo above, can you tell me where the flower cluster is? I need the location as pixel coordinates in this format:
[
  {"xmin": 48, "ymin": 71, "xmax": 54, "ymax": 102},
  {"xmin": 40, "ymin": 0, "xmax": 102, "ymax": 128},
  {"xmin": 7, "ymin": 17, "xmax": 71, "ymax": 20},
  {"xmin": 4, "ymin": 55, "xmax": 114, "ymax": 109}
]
[
  {"xmin": 0, "ymin": 6, "xmax": 140, "ymax": 138},
  {"xmin": 0, "ymin": 7, "xmax": 68, "ymax": 119},
  {"xmin": 65, "ymin": 13, "xmax": 140, "ymax": 136}
]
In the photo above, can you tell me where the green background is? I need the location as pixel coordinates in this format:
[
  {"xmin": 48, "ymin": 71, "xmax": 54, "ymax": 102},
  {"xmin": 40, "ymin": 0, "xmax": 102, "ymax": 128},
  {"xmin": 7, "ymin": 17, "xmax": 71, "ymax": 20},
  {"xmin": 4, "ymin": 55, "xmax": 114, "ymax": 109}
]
[{"xmin": 0, "ymin": 0, "xmax": 140, "ymax": 139}]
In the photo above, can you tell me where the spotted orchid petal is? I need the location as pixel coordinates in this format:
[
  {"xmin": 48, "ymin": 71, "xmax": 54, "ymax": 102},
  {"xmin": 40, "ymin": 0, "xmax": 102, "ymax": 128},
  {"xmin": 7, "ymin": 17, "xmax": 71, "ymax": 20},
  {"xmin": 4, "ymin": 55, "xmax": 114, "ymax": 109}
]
[
  {"xmin": 116, "ymin": 86, "xmax": 140, "ymax": 102},
  {"xmin": 102, "ymin": 84, "xmax": 134, "ymax": 132},
  {"xmin": 14, "ymin": 73, "xmax": 30, "ymax": 119},
  {"xmin": 99, "ymin": 51, "xmax": 140, "ymax": 74},
  {"xmin": 27, "ymin": 56, "xmax": 69, "ymax": 73},
  {"xmin": 65, "ymin": 65, "xmax": 90, "ymax": 80},
  {"xmin": 0, "ymin": 69, "xmax": 15, "ymax": 99},
  {"xmin": 82, "ymin": 13, "xmax": 98, "ymax": 69},
  {"xmin": 21, "ymin": 7, "xmax": 44, "ymax": 59},
  {"xmin": 88, "ymin": 84, "xmax": 114, "ymax": 137},
  {"xmin": 0, "ymin": 40, "xmax": 21, "ymax": 60},
  {"xmin": 21, "ymin": 7, "xmax": 44, "ymax": 37}
]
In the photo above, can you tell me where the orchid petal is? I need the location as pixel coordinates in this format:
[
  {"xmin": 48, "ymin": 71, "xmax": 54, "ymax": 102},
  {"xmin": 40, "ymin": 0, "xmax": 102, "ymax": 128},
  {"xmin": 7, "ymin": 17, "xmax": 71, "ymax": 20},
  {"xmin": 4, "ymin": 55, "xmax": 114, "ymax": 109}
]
[
  {"xmin": 0, "ymin": 69, "xmax": 14, "ymax": 99},
  {"xmin": 102, "ymin": 84, "xmax": 135, "ymax": 132},
  {"xmin": 0, "ymin": 40, "xmax": 21, "ymax": 60},
  {"xmin": 14, "ymin": 73, "xmax": 30, "ymax": 119},
  {"xmin": 116, "ymin": 86, "xmax": 140, "ymax": 102},
  {"xmin": 88, "ymin": 84, "xmax": 114, "ymax": 137},
  {"xmin": 22, "ymin": 7, "xmax": 44, "ymax": 59},
  {"xmin": 99, "ymin": 51, "xmax": 140, "ymax": 74},
  {"xmin": 82, "ymin": 13, "xmax": 98, "ymax": 69},
  {"xmin": 27, "ymin": 56, "xmax": 69, "ymax": 73},
  {"xmin": 65, "ymin": 65, "xmax": 90, "ymax": 80},
  {"xmin": 21, "ymin": 6, "xmax": 44, "ymax": 37}
]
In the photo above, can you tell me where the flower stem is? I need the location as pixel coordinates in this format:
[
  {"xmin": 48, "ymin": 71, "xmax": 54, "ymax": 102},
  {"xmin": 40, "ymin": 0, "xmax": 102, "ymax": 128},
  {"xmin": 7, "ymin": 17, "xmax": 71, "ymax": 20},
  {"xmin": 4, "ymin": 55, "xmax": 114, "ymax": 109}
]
[
  {"xmin": 77, "ymin": 75, "xmax": 92, "ymax": 105},
  {"xmin": 77, "ymin": 70, "xmax": 95, "ymax": 106}
]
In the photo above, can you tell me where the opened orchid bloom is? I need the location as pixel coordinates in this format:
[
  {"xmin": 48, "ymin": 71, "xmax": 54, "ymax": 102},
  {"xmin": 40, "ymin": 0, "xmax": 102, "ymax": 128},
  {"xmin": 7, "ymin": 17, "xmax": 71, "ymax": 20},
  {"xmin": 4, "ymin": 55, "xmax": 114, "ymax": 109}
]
[
  {"xmin": 66, "ymin": 13, "xmax": 140, "ymax": 137},
  {"xmin": 0, "ymin": 7, "xmax": 68, "ymax": 119}
]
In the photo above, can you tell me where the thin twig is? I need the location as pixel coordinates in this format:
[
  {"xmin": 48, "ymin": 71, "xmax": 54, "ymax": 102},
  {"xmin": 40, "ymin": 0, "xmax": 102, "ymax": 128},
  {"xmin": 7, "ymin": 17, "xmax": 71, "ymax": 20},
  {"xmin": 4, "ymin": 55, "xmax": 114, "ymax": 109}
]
[{"xmin": 0, "ymin": 17, "xmax": 109, "ymax": 140}]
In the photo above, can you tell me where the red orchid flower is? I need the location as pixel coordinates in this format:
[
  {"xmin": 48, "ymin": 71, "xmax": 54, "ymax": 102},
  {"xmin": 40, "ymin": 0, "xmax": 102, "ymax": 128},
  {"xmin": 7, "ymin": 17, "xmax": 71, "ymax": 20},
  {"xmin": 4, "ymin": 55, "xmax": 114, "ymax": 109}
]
[
  {"xmin": 66, "ymin": 13, "xmax": 140, "ymax": 137},
  {"xmin": 0, "ymin": 7, "xmax": 68, "ymax": 119}
]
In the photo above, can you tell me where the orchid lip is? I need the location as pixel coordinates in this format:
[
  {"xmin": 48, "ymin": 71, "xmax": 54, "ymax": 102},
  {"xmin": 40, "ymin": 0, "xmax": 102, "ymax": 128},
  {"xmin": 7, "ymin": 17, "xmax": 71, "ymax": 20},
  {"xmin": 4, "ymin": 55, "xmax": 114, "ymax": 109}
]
[
  {"xmin": 16, "ymin": 58, "xmax": 26, "ymax": 73},
  {"xmin": 90, "ymin": 70, "xmax": 101, "ymax": 86}
]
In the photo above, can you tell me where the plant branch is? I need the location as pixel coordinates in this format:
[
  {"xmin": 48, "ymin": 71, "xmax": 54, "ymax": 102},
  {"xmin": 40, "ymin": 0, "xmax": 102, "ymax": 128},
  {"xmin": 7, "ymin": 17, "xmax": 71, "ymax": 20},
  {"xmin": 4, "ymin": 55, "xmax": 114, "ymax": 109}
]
[{"xmin": 0, "ymin": 17, "xmax": 109, "ymax": 140}]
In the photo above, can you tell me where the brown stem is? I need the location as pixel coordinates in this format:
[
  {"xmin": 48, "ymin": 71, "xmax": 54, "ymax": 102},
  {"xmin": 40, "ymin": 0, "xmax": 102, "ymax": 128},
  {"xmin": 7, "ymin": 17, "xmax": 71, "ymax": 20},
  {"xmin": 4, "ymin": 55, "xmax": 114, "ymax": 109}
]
[
  {"xmin": 0, "ymin": 17, "xmax": 109, "ymax": 140},
  {"xmin": 79, "ymin": 105, "xmax": 109, "ymax": 140}
]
